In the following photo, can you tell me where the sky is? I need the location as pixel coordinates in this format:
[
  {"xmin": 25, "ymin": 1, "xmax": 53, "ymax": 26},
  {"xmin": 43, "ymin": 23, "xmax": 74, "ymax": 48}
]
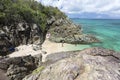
[{"xmin": 36, "ymin": 0, "xmax": 120, "ymax": 19}]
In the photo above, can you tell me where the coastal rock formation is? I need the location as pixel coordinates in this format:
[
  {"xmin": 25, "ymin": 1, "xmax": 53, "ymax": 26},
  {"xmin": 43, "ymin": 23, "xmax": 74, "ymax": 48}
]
[
  {"xmin": 0, "ymin": 0, "xmax": 99, "ymax": 56},
  {"xmin": 23, "ymin": 47, "xmax": 120, "ymax": 80},
  {"xmin": 1, "ymin": 1, "xmax": 118, "ymax": 80},
  {"xmin": 0, "ymin": 69, "xmax": 9, "ymax": 80},
  {"xmin": 0, "ymin": 23, "xmax": 42, "ymax": 55},
  {"xmin": 0, "ymin": 55, "xmax": 42, "ymax": 80},
  {"xmin": 48, "ymin": 18, "xmax": 99, "ymax": 44},
  {"xmin": 0, "ymin": 16, "xmax": 99, "ymax": 56}
]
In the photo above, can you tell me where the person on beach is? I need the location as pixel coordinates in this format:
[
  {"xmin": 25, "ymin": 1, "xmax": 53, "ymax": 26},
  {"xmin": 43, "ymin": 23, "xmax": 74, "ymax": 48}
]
[
  {"xmin": 46, "ymin": 33, "xmax": 51, "ymax": 39},
  {"xmin": 61, "ymin": 40, "xmax": 65, "ymax": 47}
]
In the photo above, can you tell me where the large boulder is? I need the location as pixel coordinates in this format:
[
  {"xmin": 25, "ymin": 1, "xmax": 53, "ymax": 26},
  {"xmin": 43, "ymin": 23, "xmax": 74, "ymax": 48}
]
[
  {"xmin": 23, "ymin": 47, "xmax": 120, "ymax": 80},
  {"xmin": 0, "ymin": 55, "xmax": 42, "ymax": 80}
]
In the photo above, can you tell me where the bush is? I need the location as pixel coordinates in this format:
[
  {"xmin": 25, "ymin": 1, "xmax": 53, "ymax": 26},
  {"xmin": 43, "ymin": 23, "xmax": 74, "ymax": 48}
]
[
  {"xmin": 0, "ymin": 0, "xmax": 67, "ymax": 31},
  {"xmin": 32, "ymin": 66, "xmax": 45, "ymax": 74}
]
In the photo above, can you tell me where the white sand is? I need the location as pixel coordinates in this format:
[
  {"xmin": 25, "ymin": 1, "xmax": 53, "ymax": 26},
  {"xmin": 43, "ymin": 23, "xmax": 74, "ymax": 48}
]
[
  {"xmin": 8, "ymin": 39, "xmax": 89, "ymax": 62},
  {"xmin": 42, "ymin": 40, "xmax": 69, "ymax": 54},
  {"xmin": 8, "ymin": 44, "xmax": 42, "ymax": 57},
  {"xmin": 8, "ymin": 40, "xmax": 70, "ymax": 58}
]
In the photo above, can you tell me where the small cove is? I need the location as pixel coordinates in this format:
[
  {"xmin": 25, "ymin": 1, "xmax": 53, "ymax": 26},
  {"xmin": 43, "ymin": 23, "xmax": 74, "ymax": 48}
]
[{"xmin": 67, "ymin": 19, "xmax": 120, "ymax": 52}]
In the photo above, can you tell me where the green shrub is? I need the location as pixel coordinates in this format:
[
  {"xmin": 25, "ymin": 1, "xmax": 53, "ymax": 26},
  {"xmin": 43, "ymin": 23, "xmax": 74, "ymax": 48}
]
[
  {"xmin": 0, "ymin": 0, "xmax": 67, "ymax": 31},
  {"xmin": 32, "ymin": 66, "xmax": 45, "ymax": 74}
]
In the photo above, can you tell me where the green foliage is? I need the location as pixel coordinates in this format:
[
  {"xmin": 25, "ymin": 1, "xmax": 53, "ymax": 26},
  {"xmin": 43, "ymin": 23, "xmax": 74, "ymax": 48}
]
[
  {"xmin": 32, "ymin": 66, "xmax": 45, "ymax": 74},
  {"xmin": 0, "ymin": 0, "xmax": 67, "ymax": 31}
]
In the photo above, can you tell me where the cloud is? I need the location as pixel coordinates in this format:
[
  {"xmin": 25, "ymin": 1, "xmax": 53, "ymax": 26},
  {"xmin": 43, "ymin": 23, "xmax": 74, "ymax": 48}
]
[{"xmin": 36, "ymin": 0, "xmax": 120, "ymax": 18}]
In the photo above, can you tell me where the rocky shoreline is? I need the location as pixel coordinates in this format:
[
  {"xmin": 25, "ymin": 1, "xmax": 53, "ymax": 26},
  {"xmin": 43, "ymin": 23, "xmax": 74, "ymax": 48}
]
[
  {"xmin": 48, "ymin": 18, "xmax": 99, "ymax": 44},
  {"xmin": 0, "ymin": 7, "xmax": 99, "ymax": 56},
  {"xmin": 22, "ymin": 47, "xmax": 120, "ymax": 80},
  {"xmin": 0, "ymin": 16, "xmax": 99, "ymax": 56},
  {"xmin": 0, "ymin": 47, "xmax": 120, "ymax": 80},
  {"xmin": 0, "ymin": 1, "xmax": 119, "ymax": 80},
  {"xmin": 0, "ymin": 55, "xmax": 40, "ymax": 80}
]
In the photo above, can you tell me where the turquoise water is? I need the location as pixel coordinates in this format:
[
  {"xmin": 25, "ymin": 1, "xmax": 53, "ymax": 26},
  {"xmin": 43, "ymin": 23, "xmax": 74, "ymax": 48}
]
[{"xmin": 71, "ymin": 19, "xmax": 120, "ymax": 52}]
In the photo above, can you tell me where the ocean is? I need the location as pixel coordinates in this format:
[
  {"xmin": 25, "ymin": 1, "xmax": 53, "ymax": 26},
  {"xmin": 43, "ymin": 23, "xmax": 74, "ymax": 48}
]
[{"xmin": 69, "ymin": 18, "xmax": 120, "ymax": 52}]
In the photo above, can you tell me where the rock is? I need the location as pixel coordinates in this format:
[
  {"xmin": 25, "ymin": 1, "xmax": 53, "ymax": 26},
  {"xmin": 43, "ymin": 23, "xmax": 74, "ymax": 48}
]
[
  {"xmin": 7, "ymin": 65, "xmax": 27, "ymax": 80},
  {"xmin": 49, "ymin": 34, "xmax": 99, "ymax": 44},
  {"xmin": 23, "ymin": 47, "xmax": 120, "ymax": 80},
  {"xmin": 36, "ymin": 58, "xmax": 83, "ymax": 80},
  {"xmin": 0, "ymin": 22, "xmax": 42, "ymax": 56},
  {"xmin": 32, "ymin": 45, "xmax": 42, "ymax": 51},
  {"xmin": 0, "ymin": 69, "xmax": 9, "ymax": 80},
  {"xmin": 47, "ymin": 16, "xmax": 55, "ymax": 25},
  {"xmin": 72, "ymin": 34, "xmax": 99, "ymax": 44},
  {"xmin": 0, "ymin": 55, "xmax": 40, "ymax": 80},
  {"xmin": 44, "ymin": 51, "xmax": 78, "ymax": 63},
  {"xmin": 33, "ymin": 54, "xmax": 43, "ymax": 66},
  {"xmin": 41, "ymin": 51, "xmax": 47, "ymax": 54},
  {"xmin": 48, "ymin": 18, "xmax": 99, "ymax": 44},
  {"xmin": 0, "ymin": 33, "xmax": 12, "ymax": 56}
]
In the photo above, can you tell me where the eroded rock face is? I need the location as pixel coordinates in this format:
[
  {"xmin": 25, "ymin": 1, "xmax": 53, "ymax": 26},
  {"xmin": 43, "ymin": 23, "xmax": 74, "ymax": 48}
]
[
  {"xmin": 0, "ymin": 16, "xmax": 56, "ymax": 56},
  {"xmin": 48, "ymin": 18, "xmax": 99, "ymax": 44},
  {"xmin": 0, "ymin": 69, "xmax": 9, "ymax": 80},
  {"xmin": 0, "ymin": 23, "xmax": 41, "ymax": 56},
  {"xmin": 0, "ymin": 16, "xmax": 99, "ymax": 56},
  {"xmin": 0, "ymin": 55, "xmax": 42, "ymax": 80},
  {"xmin": 23, "ymin": 47, "xmax": 120, "ymax": 80}
]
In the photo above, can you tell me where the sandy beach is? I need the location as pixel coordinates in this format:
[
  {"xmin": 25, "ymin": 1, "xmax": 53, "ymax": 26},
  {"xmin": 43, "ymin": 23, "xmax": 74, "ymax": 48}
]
[
  {"xmin": 42, "ymin": 40, "xmax": 69, "ymax": 54},
  {"xmin": 8, "ymin": 39, "xmax": 91, "ymax": 59},
  {"xmin": 8, "ymin": 37, "xmax": 93, "ymax": 62},
  {"xmin": 8, "ymin": 39, "xmax": 70, "ymax": 58}
]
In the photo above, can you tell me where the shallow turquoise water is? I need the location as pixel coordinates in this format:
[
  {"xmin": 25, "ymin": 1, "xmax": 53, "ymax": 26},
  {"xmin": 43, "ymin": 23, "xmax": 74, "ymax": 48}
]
[{"xmin": 71, "ymin": 19, "xmax": 120, "ymax": 52}]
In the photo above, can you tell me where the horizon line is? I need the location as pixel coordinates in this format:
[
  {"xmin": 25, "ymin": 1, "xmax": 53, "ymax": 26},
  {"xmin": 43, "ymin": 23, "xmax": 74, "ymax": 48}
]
[{"xmin": 70, "ymin": 18, "xmax": 120, "ymax": 20}]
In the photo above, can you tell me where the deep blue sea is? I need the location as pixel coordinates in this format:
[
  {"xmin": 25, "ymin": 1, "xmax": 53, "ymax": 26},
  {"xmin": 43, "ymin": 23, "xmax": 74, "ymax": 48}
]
[{"xmin": 70, "ymin": 18, "xmax": 120, "ymax": 52}]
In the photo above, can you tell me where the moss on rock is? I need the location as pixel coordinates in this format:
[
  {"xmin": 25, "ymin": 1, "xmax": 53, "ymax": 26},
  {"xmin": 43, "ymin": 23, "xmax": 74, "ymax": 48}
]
[{"xmin": 32, "ymin": 66, "xmax": 45, "ymax": 74}]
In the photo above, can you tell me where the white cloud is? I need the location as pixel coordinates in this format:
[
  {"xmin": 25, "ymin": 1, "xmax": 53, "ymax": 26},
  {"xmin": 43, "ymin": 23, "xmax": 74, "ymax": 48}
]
[{"xmin": 36, "ymin": 0, "xmax": 120, "ymax": 18}]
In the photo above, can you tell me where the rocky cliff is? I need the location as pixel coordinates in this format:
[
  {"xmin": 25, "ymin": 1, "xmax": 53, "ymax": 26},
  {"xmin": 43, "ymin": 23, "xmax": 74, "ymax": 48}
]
[
  {"xmin": 0, "ymin": 54, "xmax": 42, "ymax": 80},
  {"xmin": 22, "ymin": 47, "xmax": 120, "ymax": 80},
  {"xmin": 0, "ymin": 23, "xmax": 39, "ymax": 55},
  {"xmin": 0, "ymin": 1, "xmax": 119, "ymax": 80},
  {"xmin": 0, "ymin": 47, "xmax": 119, "ymax": 80},
  {"xmin": 48, "ymin": 18, "xmax": 99, "ymax": 44},
  {"xmin": 0, "ymin": 0, "xmax": 99, "ymax": 56}
]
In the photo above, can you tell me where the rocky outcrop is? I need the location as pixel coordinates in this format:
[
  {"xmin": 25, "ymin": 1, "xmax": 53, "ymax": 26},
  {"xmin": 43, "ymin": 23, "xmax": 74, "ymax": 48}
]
[
  {"xmin": 0, "ymin": 0, "xmax": 99, "ymax": 57},
  {"xmin": 0, "ymin": 23, "xmax": 42, "ymax": 55},
  {"xmin": 0, "ymin": 69, "xmax": 9, "ymax": 80},
  {"xmin": 0, "ymin": 17, "xmax": 99, "ymax": 56},
  {"xmin": 0, "ymin": 8, "xmax": 99, "ymax": 56},
  {"xmin": 0, "ymin": 55, "xmax": 42, "ymax": 80},
  {"xmin": 23, "ymin": 47, "xmax": 120, "ymax": 80},
  {"xmin": 48, "ymin": 18, "xmax": 99, "ymax": 44}
]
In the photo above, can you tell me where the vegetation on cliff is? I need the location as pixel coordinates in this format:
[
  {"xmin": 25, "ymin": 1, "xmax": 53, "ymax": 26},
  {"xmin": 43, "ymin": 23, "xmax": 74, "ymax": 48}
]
[
  {"xmin": 0, "ymin": 0, "xmax": 66, "ymax": 31},
  {"xmin": 0, "ymin": 0, "xmax": 67, "ymax": 55},
  {"xmin": 0, "ymin": 0, "xmax": 99, "ymax": 56}
]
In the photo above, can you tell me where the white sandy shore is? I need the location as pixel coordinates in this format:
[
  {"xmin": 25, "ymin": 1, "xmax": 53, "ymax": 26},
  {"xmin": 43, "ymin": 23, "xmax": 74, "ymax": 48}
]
[
  {"xmin": 8, "ymin": 44, "xmax": 41, "ymax": 57},
  {"xmin": 8, "ymin": 40, "xmax": 70, "ymax": 58},
  {"xmin": 9, "ymin": 39, "xmax": 88, "ymax": 61},
  {"xmin": 42, "ymin": 40, "xmax": 69, "ymax": 54}
]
